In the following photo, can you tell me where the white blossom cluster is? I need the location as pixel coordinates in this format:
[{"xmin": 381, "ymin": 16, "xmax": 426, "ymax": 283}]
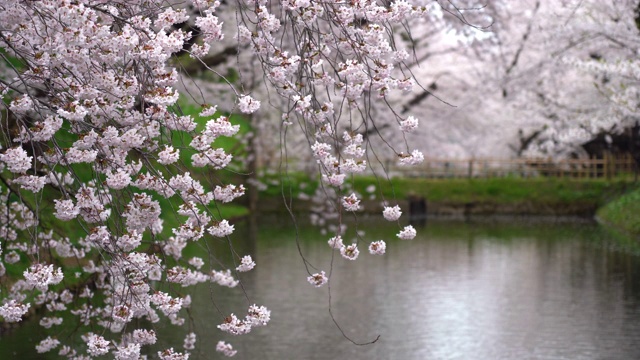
[
  {"xmin": 368, "ymin": 240, "xmax": 387, "ymax": 255},
  {"xmin": 23, "ymin": 264, "xmax": 64, "ymax": 291},
  {"xmin": 249, "ymin": 0, "xmax": 428, "ymax": 248},
  {"xmin": 307, "ymin": 271, "xmax": 329, "ymax": 288},
  {"xmin": 216, "ymin": 341, "xmax": 238, "ymax": 357},
  {"xmin": 236, "ymin": 255, "xmax": 256, "ymax": 272},
  {"xmin": 0, "ymin": 0, "xmax": 432, "ymax": 356},
  {"xmin": 0, "ymin": 300, "xmax": 30, "ymax": 323},
  {"xmin": 383, "ymin": 205, "xmax": 403, "ymax": 221},
  {"xmin": 340, "ymin": 243, "xmax": 360, "ymax": 260},
  {"xmin": 397, "ymin": 225, "xmax": 417, "ymax": 240},
  {"xmin": 218, "ymin": 304, "xmax": 271, "ymax": 335}
]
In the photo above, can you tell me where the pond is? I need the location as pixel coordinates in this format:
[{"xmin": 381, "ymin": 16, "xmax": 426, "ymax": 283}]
[{"xmin": 3, "ymin": 216, "xmax": 640, "ymax": 359}]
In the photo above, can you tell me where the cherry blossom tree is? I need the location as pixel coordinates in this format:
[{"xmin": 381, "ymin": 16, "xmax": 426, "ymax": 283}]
[
  {"xmin": 488, "ymin": 0, "xmax": 639, "ymax": 158},
  {"xmin": 551, "ymin": 0, "xmax": 640, "ymax": 161},
  {"xmin": 437, "ymin": 0, "xmax": 640, "ymax": 159},
  {"xmin": 0, "ymin": 0, "xmax": 471, "ymax": 357}
]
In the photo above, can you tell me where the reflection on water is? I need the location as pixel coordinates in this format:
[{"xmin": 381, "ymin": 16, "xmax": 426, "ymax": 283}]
[{"xmin": 3, "ymin": 217, "xmax": 640, "ymax": 360}]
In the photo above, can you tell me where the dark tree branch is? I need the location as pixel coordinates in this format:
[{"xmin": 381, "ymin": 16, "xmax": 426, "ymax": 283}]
[
  {"xmin": 178, "ymin": 46, "xmax": 239, "ymax": 75},
  {"xmin": 401, "ymin": 81, "xmax": 438, "ymax": 114}
]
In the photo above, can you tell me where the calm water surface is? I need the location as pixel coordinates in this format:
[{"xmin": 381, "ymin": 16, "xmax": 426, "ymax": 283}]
[{"xmin": 3, "ymin": 217, "xmax": 640, "ymax": 359}]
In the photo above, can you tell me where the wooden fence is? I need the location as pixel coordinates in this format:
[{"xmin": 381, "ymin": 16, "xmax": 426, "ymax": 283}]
[{"xmin": 386, "ymin": 154, "xmax": 636, "ymax": 179}]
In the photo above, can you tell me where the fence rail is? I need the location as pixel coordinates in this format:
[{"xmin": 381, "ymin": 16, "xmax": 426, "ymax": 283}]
[{"xmin": 386, "ymin": 154, "xmax": 636, "ymax": 179}]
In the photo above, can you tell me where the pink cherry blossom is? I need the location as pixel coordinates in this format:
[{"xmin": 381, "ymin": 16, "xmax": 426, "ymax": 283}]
[
  {"xmin": 340, "ymin": 243, "xmax": 360, "ymax": 260},
  {"xmin": 368, "ymin": 240, "xmax": 387, "ymax": 255},
  {"xmin": 383, "ymin": 205, "xmax": 402, "ymax": 221},
  {"xmin": 216, "ymin": 341, "xmax": 237, "ymax": 357},
  {"xmin": 307, "ymin": 271, "xmax": 328, "ymax": 287},
  {"xmin": 397, "ymin": 225, "xmax": 417, "ymax": 240}
]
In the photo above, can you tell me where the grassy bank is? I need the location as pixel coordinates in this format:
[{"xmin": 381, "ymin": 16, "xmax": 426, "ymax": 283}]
[
  {"xmin": 368, "ymin": 177, "xmax": 631, "ymax": 205},
  {"xmin": 257, "ymin": 175, "xmax": 636, "ymax": 216},
  {"xmin": 597, "ymin": 186, "xmax": 640, "ymax": 236}
]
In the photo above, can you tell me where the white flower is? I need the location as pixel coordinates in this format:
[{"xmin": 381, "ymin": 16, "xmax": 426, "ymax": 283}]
[
  {"xmin": 339, "ymin": 158, "xmax": 366, "ymax": 173},
  {"xmin": 383, "ymin": 205, "xmax": 402, "ymax": 221},
  {"xmin": 150, "ymin": 292, "xmax": 183, "ymax": 316},
  {"xmin": 342, "ymin": 193, "xmax": 360, "ymax": 211},
  {"xmin": 183, "ymin": 332, "xmax": 196, "ymax": 351},
  {"xmin": 307, "ymin": 271, "xmax": 328, "ymax": 287},
  {"xmin": 245, "ymin": 304, "xmax": 270, "ymax": 327},
  {"xmin": 9, "ymin": 95, "xmax": 33, "ymax": 114},
  {"xmin": 311, "ymin": 141, "xmax": 332, "ymax": 159},
  {"xmin": 399, "ymin": 116, "xmax": 419, "ymax": 133},
  {"xmin": 65, "ymin": 148, "xmax": 98, "ymax": 164},
  {"xmin": 236, "ymin": 25, "xmax": 252, "ymax": 45},
  {"xmin": 216, "ymin": 341, "xmax": 237, "ymax": 357},
  {"xmin": 166, "ymin": 115, "xmax": 197, "ymax": 131},
  {"xmin": 114, "ymin": 343, "xmax": 141, "ymax": 360},
  {"xmin": 17, "ymin": 115, "xmax": 63, "ymax": 142},
  {"xmin": 2, "ymin": 251, "xmax": 16, "ymax": 264},
  {"xmin": 340, "ymin": 243, "xmax": 359, "ymax": 260},
  {"xmin": 236, "ymin": 255, "xmax": 256, "ymax": 272},
  {"xmin": 154, "ymin": 8, "xmax": 189, "ymax": 30},
  {"xmin": 117, "ymin": 232, "xmax": 142, "ymax": 252},
  {"xmin": 35, "ymin": 336, "xmax": 60, "ymax": 353},
  {"xmin": 112, "ymin": 304, "xmax": 133, "ymax": 323},
  {"xmin": 397, "ymin": 225, "xmax": 417, "ymax": 240},
  {"xmin": 322, "ymin": 173, "xmax": 345, "ymax": 186},
  {"xmin": 344, "ymin": 144, "xmax": 365, "ymax": 158},
  {"xmin": 132, "ymin": 329, "xmax": 157, "ymax": 345},
  {"xmin": 195, "ymin": 13, "xmax": 224, "ymax": 42},
  {"xmin": 106, "ymin": 169, "xmax": 131, "ymax": 190},
  {"xmin": 398, "ymin": 150, "xmax": 424, "ymax": 166},
  {"xmin": 368, "ymin": 240, "xmax": 386, "ymax": 255},
  {"xmin": 12, "ymin": 175, "xmax": 49, "ymax": 192},
  {"xmin": 0, "ymin": 147, "xmax": 32, "ymax": 173},
  {"xmin": 213, "ymin": 184, "xmax": 245, "ymax": 203},
  {"xmin": 208, "ymin": 220, "xmax": 235, "ymax": 237},
  {"xmin": 392, "ymin": 49, "xmax": 409, "ymax": 63},
  {"xmin": 84, "ymin": 333, "xmax": 110, "ymax": 357},
  {"xmin": 188, "ymin": 257, "xmax": 205, "ymax": 269},
  {"xmin": 39, "ymin": 316, "xmax": 63, "ymax": 328},
  {"xmin": 23, "ymin": 264, "xmax": 64, "ymax": 291},
  {"xmin": 328, "ymin": 235, "xmax": 344, "ymax": 249},
  {"xmin": 0, "ymin": 300, "xmax": 30, "ymax": 322},
  {"xmin": 158, "ymin": 348, "xmax": 189, "ymax": 360},
  {"xmin": 190, "ymin": 42, "xmax": 211, "ymax": 58},
  {"xmin": 157, "ymin": 145, "xmax": 180, "ymax": 165},
  {"xmin": 218, "ymin": 313, "xmax": 252, "ymax": 335},
  {"xmin": 204, "ymin": 116, "xmax": 239, "ymax": 138},
  {"xmin": 238, "ymin": 95, "xmax": 260, "ymax": 114},
  {"xmin": 210, "ymin": 269, "xmax": 239, "ymax": 288},
  {"xmin": 196, "ymin": 148, "xmax": 232, "ymax": 169}
]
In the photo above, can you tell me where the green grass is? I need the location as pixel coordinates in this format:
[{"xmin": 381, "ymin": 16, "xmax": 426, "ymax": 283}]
[
  {"xmin": 364, "ymin": 177, "xmax": 632, "ymax": 206},
  {"xmin": 255, "ymin": 173, "xmax": 636, "ymax": 215},
  {"xmin": 257, "ymin": 171, "xmax": 318, "ymax": 197},
  {"xmin": 597, "ymin": 186, "xmax": 640, "ymax": 236},
  {"xmin": 0, "ymin": 47, "xmax": 26, "ymax": 71}
]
